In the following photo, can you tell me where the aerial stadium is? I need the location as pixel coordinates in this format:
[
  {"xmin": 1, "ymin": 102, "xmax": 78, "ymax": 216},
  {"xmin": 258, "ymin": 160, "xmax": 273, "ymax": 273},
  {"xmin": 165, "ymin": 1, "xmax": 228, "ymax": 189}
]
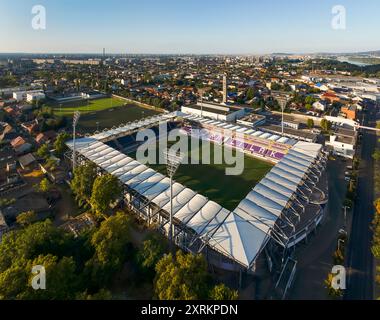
[{"xmin": 66, "ymin": 111, "xmax": 328, "ymax": 298}]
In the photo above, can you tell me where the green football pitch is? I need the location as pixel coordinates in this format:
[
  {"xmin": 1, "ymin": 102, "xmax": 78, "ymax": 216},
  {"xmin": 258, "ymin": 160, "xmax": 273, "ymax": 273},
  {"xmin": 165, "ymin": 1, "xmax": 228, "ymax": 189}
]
[
  {"xmin": 50, "ymin": 97, "xmax": 126, "ymax": 116},
  {"xmin": 48, "ymin": 98, "xmax": 161, "ymax": 133},
  {"xmin": 77, "ymin": 104, "xmax": 160, "ymax": 133},
  {"xmin": 128, "ymin": 135, "xmax": 273, "ymax": 211}
]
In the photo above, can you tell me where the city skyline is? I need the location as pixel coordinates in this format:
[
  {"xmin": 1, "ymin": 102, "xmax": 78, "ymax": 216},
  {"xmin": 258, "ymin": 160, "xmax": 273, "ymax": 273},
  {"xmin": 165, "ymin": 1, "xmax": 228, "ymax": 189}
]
[{"xmin": 1, "ymin": 0, "xmax": 380, "ymax": 55}]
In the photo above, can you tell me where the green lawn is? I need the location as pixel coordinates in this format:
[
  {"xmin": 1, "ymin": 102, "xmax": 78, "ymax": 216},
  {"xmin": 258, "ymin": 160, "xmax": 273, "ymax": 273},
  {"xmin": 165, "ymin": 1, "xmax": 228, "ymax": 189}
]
[
  {"xmin": 127, "ymin": 135, "xmax": 273, "ymax": 211},
  {"xmin": 77, "ymin": 104, "xmax": 160, "ymax": 133},
  {"xmin": 49, "ymin": 97, "xmax": 126, "ymax": 116}
]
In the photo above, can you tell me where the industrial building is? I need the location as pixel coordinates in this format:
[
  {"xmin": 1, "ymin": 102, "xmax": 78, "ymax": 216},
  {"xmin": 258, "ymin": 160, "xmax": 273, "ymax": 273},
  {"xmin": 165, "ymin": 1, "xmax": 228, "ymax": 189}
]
[
  {"xmin": 13, "ymin": 90, "xmax": 45, "ymax": 102},
  {"xmin": 181, "ymin": 102, "xmax": 245, "ymax": 122},
  {"xmin": 326, "ymin": 127, "xmax": 357, "ymax": 159}
]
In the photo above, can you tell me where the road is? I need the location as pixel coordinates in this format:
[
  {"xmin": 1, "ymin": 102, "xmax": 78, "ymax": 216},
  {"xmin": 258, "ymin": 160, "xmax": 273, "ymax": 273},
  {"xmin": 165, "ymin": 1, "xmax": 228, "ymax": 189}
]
[
  {"xmin": 289, "ymin": 159, "xmax": 347, "ymax": 300},
  {"xmin": 344, "ymin": 106, "xmax": 377, "ymax": 300}
]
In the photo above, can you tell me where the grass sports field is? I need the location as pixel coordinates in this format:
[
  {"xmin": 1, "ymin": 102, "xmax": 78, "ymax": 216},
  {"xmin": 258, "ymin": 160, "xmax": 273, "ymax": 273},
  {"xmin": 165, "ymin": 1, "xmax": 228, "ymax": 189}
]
[
  {"xmin": 128, "ymin": 134, "xmax": 273, "ymax": 210},
  {"xmin": 77, "ymin": 104, "xmax": 160, "ymax": 133},
  {"xmin": 48, "ymin": 97, "xmax": 160, "ymax": 133},
  {"xmin": 49, "ymin": 97, "xmax": 126, "ymax": 116}
]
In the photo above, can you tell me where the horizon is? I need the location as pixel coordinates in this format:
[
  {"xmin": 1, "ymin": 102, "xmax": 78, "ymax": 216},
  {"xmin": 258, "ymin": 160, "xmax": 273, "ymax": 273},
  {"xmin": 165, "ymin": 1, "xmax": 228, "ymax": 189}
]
[{"xmin": 0, "ymin": 49, "xmax": 379, "ymax": 56}]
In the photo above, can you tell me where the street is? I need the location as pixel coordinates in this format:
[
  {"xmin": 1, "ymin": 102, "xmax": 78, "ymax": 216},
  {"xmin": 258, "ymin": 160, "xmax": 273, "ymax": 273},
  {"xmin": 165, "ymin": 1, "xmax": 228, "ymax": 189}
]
[
  {"xmin": 344, "ymin": 106, "xmax": 377, "ymax": 300},
  {"xmin": 289, "ymin": 159, "xmax": 347, "ymax": 300}
]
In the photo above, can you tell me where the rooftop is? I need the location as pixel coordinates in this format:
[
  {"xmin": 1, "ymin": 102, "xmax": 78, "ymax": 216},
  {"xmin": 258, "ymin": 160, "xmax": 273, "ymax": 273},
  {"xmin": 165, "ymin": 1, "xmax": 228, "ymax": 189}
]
[{"xmin": 259, "ymin": 125, "xmax": 317, "ymax": 141}]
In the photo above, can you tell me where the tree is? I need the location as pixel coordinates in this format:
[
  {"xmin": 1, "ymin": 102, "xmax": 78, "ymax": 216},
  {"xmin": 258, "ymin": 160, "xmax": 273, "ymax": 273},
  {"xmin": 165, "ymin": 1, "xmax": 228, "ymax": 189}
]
[
  {"xmin": 39, "ymin": 177, "xmax": 53, "ymax": 193},
  {"xmin": 45, "ymin": 158, "xmax": 58, "ymax": 171},
  {"xmin": 54, "ymin": 132, "xmax": 71, "ymax": 156},
  {"xmin": 90, "ymin": 174, "xmax": 122, "ymax": 217},
  {"xmin": 36, "ymin": 143, "xmax": 50, "ymax": 159},
  {"xmin": 77, "ymin": 288, "xmax": 112, "ymax": 300},
  {"xmin": 371, "ymin": 245, "xmax": 380, "ymax": 259},
  {"xmin": 154, "ymin": 251, "xmax": 211, "ymax": 300},
  {"xmin": 305, "ymin": 104, "xmax": 312, "ymax": 111},
  {"xmin": 90, "ymin": 212, "xmax": 131, "ymax": 267},
  {"xmin": 0, "ymin": 220, "xmax": 78, "ymax": 299},
  {"xmin": 246, "ymin": 88, "xmax": 255, "ymax": 101},
  {"xmin": 85, "ymin": 212, "xmax": 132, "ymax": 286},
  {"xmin": 325, "ymin": 273, "xmax": 343, "ymax": 298},
  {"xmin": 137, "ymin": 233, "xmax": 167, "ymax": 272},
  {"xmin": 376, "ymin": 266, "xmax": 380, "ymax": 286},
  {"xmin": 20, "ymin": 255, "xmax": 79, "ymax": 300},
  {"xmin": 70, "ymin": 162, "xmax": 98, "ymax": 207},
  {"xmin": 16, "ymin": 211, "xmax": 37, "ymax": 226},
  {"xmin": 0, "ymin": 264, "xmax": 28, "ymax": 300},
  {"xmin": 307, "ymin": 118, "xmax": 314, "ymax": 129},
  {"xmin": 0, "ymin": 198, "xmax": 15, "ymax": 208},
  {"xmin": 375, "ymin": 198, "xmax": 380, "ymax": 215},
  {"xmin": 373, "ymin": 150, "xmax": 380, "ymax": 162},
  {"xmin": 209, "ymin": 283, "xmax": 238, "ymax": 300},
  {"xmin": 305, "ymin": 96, "xmax": 316, "ymax": 105},
  {"xmin": 321, "ymin": 119, "xmax": 332, "ymax": 132},
  {"xmin": 0, "ymin": 220, "xmax": 64, "ymax": 272}
]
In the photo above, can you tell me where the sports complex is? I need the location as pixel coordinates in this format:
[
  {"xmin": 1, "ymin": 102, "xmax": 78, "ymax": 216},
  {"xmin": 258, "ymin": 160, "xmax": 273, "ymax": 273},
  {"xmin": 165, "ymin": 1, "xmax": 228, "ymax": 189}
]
[{"xmin": 67, "ymin": 110, "xmax": 329, "ymax": 297}]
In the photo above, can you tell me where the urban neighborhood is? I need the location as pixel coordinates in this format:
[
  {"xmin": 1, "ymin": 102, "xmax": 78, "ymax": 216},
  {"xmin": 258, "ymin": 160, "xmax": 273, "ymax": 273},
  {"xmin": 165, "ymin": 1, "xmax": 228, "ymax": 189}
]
[{"xmin": 0, "ymin": 0, "xmax": 379, "ymax": 307}]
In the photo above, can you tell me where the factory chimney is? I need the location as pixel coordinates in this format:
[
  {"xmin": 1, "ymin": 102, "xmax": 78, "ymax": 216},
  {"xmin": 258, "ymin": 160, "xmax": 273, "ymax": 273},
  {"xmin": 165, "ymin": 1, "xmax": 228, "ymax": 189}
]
[{"xmin": 222, "ymin": 74, "xmax": 227, "ymax": 104}]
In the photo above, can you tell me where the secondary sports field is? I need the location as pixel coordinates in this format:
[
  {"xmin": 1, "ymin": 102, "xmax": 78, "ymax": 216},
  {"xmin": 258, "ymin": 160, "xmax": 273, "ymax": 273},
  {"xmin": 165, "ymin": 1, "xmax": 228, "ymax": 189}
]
[
  {"xmin": 49, "ymin": 97, "xmax": 126, "ymax": 116},
  {"xmin": 77, "ymin": 104, "xmax": 160, "ymax": 133},
  {"xmin": 49, "ymin": 97, "xmax": 161, "ymax": 133},
  {"xmin": 128, "ymin": 134, "xmax": 273, "ymax": 210}
]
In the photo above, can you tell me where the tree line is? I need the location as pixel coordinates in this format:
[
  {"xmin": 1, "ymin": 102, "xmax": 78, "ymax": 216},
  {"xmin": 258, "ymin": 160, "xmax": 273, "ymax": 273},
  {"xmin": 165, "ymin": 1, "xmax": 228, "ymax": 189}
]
[
  {"xmin": 0, "ymin": 162, "xmax": 239, "ymax": 300},
  {"xmin": 372, "ymin": 130, "xmax": 380, "ymax": 296}
]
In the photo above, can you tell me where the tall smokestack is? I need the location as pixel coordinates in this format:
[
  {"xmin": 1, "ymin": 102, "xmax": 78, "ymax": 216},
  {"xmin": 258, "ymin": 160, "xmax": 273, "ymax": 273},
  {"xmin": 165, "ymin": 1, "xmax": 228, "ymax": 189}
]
[{"xmin": 222, "ymin": 74, "xmax": 227, "ymax": 104}]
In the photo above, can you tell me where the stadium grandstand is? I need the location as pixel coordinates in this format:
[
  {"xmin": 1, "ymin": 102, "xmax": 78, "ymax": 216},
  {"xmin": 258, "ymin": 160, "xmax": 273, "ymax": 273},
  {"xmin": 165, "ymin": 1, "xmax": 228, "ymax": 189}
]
[{"xmin": 66, "ymin": 111, "xmax": 328, "ymax": 297}]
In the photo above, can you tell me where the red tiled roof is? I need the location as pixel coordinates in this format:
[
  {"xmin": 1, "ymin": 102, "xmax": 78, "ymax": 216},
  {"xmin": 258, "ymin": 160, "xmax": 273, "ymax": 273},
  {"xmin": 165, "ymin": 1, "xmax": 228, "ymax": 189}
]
[{"xmin": 10, "ymin": 136, "xmax": 26, "ymax": 148}]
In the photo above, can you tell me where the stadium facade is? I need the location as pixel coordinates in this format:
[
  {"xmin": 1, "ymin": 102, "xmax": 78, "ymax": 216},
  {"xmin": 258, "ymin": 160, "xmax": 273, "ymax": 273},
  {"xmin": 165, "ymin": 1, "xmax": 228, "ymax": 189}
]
[{"xmin": 66, "ymin": 111, "xmax": 328, "ymax": 295}]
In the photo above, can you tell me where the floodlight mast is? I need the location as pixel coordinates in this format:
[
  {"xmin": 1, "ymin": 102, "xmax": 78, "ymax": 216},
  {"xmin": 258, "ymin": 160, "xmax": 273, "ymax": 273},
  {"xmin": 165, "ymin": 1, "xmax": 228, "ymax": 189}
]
[
  {"xmin": 72, "ymin": 111, "xmax": 81, "ymax": 171},
  {"xmin": 165, "ymin": 149, "xmax": 184, "ymax": 255},
  {"xmin": 274, "ymin": 93, "xmax": 290, "ymax": 135}
]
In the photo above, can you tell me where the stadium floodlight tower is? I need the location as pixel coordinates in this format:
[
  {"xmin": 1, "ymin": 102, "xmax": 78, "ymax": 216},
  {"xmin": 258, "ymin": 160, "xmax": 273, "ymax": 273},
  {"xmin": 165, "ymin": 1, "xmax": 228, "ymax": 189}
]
[
  {"xmin": 274, "ymin": 92, "xmax": 290, "ymax": 135},
  {"xmin": 72, "ymin": 111, "xmax": 81, "ymax": 171},
  {"xmin": 164, "ymin": 148, "xmax": 184, "ymax": 253}
]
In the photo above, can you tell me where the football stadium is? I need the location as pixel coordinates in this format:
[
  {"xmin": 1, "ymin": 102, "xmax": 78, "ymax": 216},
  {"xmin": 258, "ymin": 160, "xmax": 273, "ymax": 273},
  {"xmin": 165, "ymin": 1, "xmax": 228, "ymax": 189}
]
[{"xmin": 67, "ymin": 111, "xmax": 328, "ymax": 297}]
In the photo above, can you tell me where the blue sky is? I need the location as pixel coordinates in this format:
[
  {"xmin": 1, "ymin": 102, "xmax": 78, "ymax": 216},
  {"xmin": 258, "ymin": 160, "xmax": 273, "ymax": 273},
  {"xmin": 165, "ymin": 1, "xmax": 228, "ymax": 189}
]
[{"xmin": 0, "ymin": 0, "xmax": 379, "ymax": 54}]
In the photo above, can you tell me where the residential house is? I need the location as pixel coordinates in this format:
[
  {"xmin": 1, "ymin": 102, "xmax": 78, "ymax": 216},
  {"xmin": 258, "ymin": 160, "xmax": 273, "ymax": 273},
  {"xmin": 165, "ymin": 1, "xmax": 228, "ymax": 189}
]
[
  {"xmin": 10, "ymin": 136, "xmax": 32, "ymax": 155},
  {"xmin": 341, "ymin": 105, "xmax": 357, "ymax": 121},
  {"xmin": 321, "ymin": 92, "xmax": 340, "ymax": 103},
  {"xmin": 21, "ymin": 120, "xmax": 39, "ymax": 134},
  {"xmin": 312, "ymin": 100, "xmax": 328, "ymax": 112},
  {"xmin": 0, "ymin": 124, "xmax": 18, "ymax": 142},
  {"xmin": 35, "ymin": 130, "xmax": 57, "ymax": 145},
  {"xmin": 18, "ymin": 153, "xmax": 36, "ymax": 170}
]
